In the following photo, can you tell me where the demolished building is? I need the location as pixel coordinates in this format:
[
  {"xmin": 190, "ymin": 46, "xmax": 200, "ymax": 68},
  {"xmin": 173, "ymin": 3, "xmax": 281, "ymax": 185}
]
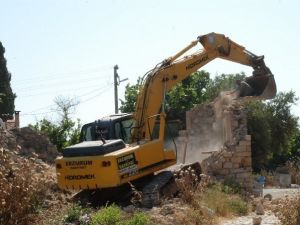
[{"xmin": 176, "ymin": 93, "xmax": 252, "ymax": 187}]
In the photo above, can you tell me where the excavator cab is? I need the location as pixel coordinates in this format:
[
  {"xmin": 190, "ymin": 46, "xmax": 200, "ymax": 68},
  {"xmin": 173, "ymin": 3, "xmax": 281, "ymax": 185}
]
[{"xmin": 238, "ymin": 56, "xmax": 277, "ymax": 99}]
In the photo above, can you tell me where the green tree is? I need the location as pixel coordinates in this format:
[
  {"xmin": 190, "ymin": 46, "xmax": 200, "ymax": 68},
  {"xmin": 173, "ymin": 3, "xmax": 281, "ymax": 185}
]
[
  {"xmin": 30, "ymin": 97, "xmax": 81, "ymax": 152},
  {"xmin": 0, "ymin": 42, "xmax": 16, "ymax": 120},
  {"xmin": 246, "ymin": 101, "xmax": 272, "ymax": 171},
  {"xmin": 289, "ymin": 132, "xmax": 300, "ymax": 161},
  {"xmin": 206, "ymin": 72, "xmax": 246, "ymax": 100},
  {"xmin": 267, "ymin": 91, "xmax": 299, "ymax": 168},
  {"xmin": 165, "ymin": 71, "xmax": 210, "ymax": 121},
  {"xmin": 120, "ymin": 71, "xmax": 211, "ymax": 122},
  {"xmin": 119, "ymin": 77, "xmax": 142, "ymax": 113},
  {"xmin": 247, "ymin": 91, "xmax": 299, "ymax": 171}
]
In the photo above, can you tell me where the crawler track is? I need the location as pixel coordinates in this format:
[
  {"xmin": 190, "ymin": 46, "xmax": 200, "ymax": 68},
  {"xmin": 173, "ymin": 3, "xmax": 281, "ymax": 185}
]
[{"xmin": 141, "ymin": 171, "xmax": 174, "ymax": 208}]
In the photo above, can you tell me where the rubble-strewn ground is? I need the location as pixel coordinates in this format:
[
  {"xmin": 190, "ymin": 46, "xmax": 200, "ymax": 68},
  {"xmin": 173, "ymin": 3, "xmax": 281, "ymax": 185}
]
[
  {"xmin": 220, "ymin": 212, "xmax": 280, "ymax": 225},
  {"xmin": 0, "ymin": 129, "xmax": 73, "ymax": 225}
]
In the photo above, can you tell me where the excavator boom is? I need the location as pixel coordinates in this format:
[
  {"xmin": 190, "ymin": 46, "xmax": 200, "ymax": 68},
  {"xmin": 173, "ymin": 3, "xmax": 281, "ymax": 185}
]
[{"xmin": 132, "ymin": 32, "xmax": 276, "ymax": 141}]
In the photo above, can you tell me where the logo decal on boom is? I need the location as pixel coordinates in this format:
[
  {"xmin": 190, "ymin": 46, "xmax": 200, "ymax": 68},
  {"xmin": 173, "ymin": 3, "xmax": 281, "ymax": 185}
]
[{"xmin": 186, "ymin": 55, "xmax": 209, "ymax": 70}]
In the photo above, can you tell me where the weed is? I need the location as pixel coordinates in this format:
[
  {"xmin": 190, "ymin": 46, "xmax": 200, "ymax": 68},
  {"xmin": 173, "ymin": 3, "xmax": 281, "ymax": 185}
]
[
  {"xmin": 228, "ymin": 197, "xmax": 248, "ymax": 216},
  {"xmin": 91, "ymin": 204, "xmax": 122, "ymax": 225},
  {"xmin": 202, "ymin": 184, "xmax": 248, "ymax": 217},
  {"xmin": 125, "ymin": 212, "xmax": 150, "ymax": 225},
  {"xmin": 273, "ymin": 194, "xmax": 300, "ymax": 225},
  {"xmin": 287, "ymin": 160, "xmax": 300, "ymax": 184},
  {"xmin": 222, "ymin": 177, "xmax": 242, "ymax": 194},
  {"xmin": 0, "ymin": 148, "xmax": 55, "ymax": 225},
  {"xmin": 64, "ymin": 204, "xmax": 83, "ymax": 223}
]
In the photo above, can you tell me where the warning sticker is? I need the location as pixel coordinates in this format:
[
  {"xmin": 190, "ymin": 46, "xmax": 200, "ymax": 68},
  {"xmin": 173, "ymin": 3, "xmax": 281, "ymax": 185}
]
[{"xmin": 117, "ymin": 153, "xmax": 138, "ymax": 177}]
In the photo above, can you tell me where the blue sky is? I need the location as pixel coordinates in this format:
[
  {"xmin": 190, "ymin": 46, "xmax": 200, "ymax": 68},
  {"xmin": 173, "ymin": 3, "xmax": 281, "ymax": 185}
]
[{"xmin": 1, "ymin": 0, "xmax": 300, "ymax": 127}]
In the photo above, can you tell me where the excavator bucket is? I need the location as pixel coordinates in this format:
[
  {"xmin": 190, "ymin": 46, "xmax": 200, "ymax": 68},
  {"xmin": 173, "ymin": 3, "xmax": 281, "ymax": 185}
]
[
  {"xmin": 238, "ymin": 56, "xmax": 277, "ymax": 100},
  {"xmin": 257, "ymin": 75, "xmax": 276, "ymax": 99},
  {"xmin": 239, "ymin": 74, "xmax": 277, "ymax": 99}
]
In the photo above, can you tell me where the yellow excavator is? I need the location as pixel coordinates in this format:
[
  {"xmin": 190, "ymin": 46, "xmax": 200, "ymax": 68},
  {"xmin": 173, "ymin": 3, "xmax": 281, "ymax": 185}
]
[{"xmin": 55, "ymin": 32, "xmax": 276, "ymax": 205}]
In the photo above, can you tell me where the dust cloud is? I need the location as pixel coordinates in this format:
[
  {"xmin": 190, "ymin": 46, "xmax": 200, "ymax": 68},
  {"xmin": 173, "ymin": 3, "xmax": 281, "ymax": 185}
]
[{"xmin": 175, "ymin": 90, "xmax": 240, "ymax": 164}]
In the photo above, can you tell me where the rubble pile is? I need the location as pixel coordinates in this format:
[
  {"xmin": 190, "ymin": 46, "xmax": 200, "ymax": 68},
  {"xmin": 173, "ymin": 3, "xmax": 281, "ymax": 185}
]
[
  {"xmin": 0, "ymin": 130, "xmax": 68, "ymax": 225},
  {"xmin": 176, "ymin": 93, "xmax": 252, "ymax": 187},
  {"xmin": 2, "ymin": 127, "xmax": 58, "ymax": 163}
]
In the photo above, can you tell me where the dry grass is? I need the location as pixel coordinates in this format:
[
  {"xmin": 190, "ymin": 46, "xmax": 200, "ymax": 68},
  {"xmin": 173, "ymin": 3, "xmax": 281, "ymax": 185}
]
[
  {"xmin": 174, "ymin": 168, "xmax": 249, "ymax": 224},
  {"xmin": 269, "ymin": 195, "xmax": 300, "ymax": 225},
  {"xmin": 0, "ymin": 148, "xmax": 56, "ymax": 225},
  {"xmin": 287, "ymin": 160, "xmax": 300, "ymax": 184}
]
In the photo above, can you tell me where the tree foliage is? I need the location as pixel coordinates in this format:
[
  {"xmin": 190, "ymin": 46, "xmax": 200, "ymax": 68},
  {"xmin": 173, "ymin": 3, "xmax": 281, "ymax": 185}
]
[
  {"xmin": 247, "ymin": 91, "xmax": 299, "ymax": 171},
  {"xmin": 206, "ymin": 72, "xmax": 246, "ymax": 100},
  {"xmin": 120, "ymin": 71, "xmax": 211, "ymax": 120},
  {"xmin": 119, "ymin": 77, "xmax": 142, "ymax": 113},
  {"xmin": 0, "ymin": 42, "xmax": 15, "ymax": 120},
  {"xmin": 165, "ymin": 71, "xmax": 210, "ymax": 120},
  {"xmin": 30, "ymin": 97, "xmax": 81, "ymax": 152},
  {"xmin": 120, "ymin": 71, "xmax": 245, "ymax": 122}
]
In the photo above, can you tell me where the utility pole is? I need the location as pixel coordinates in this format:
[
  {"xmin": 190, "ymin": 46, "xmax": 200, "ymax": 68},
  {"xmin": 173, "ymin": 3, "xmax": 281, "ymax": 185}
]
[{"xmin": 114, "ymin": 65, "xmax": 128, "ymax": 114}]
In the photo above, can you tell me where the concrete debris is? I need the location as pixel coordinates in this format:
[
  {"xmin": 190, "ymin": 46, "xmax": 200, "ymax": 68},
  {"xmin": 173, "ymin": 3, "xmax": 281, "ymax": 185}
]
[
  {"xmin": 252, "ymin": 216, "xmax": 262, "ymax": 225},
  {"xmin": 256, "ymin": 202, "xmax": 265, "ymax": 215},
  {"xmin": 264, "ymin": 194, "xmax": 272, "ymax": 201},
  {"xmin": 1, "ymin": 127, "xmax": 58, "ymax": 163}
]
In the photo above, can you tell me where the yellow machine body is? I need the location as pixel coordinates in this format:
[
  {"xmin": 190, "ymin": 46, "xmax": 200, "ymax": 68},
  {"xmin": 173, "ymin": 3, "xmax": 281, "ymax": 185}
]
[
  {"xmin": 56, "ymin": 32, "xmax": 276, "ymax": 191},
  {"xmin": 56, "ymin": 142, "xmax": 176, "ymax": 190}
]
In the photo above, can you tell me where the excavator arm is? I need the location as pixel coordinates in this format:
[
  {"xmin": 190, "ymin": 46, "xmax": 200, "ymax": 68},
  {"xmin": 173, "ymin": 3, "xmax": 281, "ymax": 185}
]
[{"xmin": 132, "ymin": 32, "xmax": 276, "ymax": 141}]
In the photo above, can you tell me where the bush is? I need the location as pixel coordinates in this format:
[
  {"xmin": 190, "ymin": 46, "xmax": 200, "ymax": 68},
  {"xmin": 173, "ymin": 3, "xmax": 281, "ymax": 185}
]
[
  {"xmin": 90, "ymin": 205, "xmax": 150, "ymax": 225},
  {"xmin": 64, "ymin": 204, "xmax": 83, "ymax": 223},
  {"xmin": 125, "ymin": 212, "xmax": 150, "ymax": 225},
  {"xmin": 274, "ymin": 195, "xmax": 300, "ymax": 225},
  {"xmin": 228, "ymin": 198, "xmax": 248, "ymax": 216},
  {"xmin": 222, "ymin": 177, "xmax": 243, "ymax": 194},
  {"xmin": 0, "ymin": 148, "xmax": 55, "ymax": 225},
  {"xmin": 91, "ymin": 204, "xmax": 122, "ymax": 225}
]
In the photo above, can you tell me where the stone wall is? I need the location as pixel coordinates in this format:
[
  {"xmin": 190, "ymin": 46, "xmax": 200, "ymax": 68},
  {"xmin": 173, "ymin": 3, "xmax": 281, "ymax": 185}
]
[{"xmin": 175, "ymin": 93, "xmax": 252, "ymax": 186}]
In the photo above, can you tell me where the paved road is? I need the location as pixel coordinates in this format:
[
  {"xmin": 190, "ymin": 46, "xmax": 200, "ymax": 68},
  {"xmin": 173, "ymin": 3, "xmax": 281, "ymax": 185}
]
[{"xmin": 263, "ymin": 188, "xmax": 300, "ymax": 199}]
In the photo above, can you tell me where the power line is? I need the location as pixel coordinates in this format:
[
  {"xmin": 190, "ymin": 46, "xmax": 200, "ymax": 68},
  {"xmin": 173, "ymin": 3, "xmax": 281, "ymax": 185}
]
[
  {"xmin": 16, "ymin": 79, "xmax": 108, "ymax": 94},
  {"xmin": 14, "ymin": 73, "xmax": 112, "ymax": 91},
  {"xmin": 21, "ymin": 82, "xmax": 114, "ymax": 116},
  {"xmin": 21, "ymin": 110, "xmax": 57, "ymax": 116},
  {"xmin": 13, "ymin": 65, "xmax": 113, "ymax": 84},
  {"xmin": 18, "ymin": 82, "xmax": 111, "ymax": 98},
  {"xmin": 80, "ymin": 83, "xmax": 114, "ymax": 104}
]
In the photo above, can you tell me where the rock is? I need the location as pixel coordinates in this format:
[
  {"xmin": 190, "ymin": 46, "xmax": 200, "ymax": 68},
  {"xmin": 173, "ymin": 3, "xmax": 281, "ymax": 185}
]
[
  {"xmin": 35, "ymin": 159, "xmax": 44, "ymax": 164},
  {"xmin": 160, "ymin": 205, "xmax": 174, "ymax": 216},
  {"xmin": 256, "ymin": 202, "xmax": 264, "ymax": 215},
  {"xmin": 264, "ymin": 193, "xmax": 272, "ymax": 201},
  {"xmin": 252, "ymin": 216, "xmax": 262, "ymax": 225},
  {"xmin": 57, "ymin": 194, "xmax": 64, "ymax": 201},
  {"xmin": 79, "ymin": 214, "xmax": 90, "ymax": 225},
  {"xmin": 123, "ymin": 205, "xmax": 135, "ymax": 213}
]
